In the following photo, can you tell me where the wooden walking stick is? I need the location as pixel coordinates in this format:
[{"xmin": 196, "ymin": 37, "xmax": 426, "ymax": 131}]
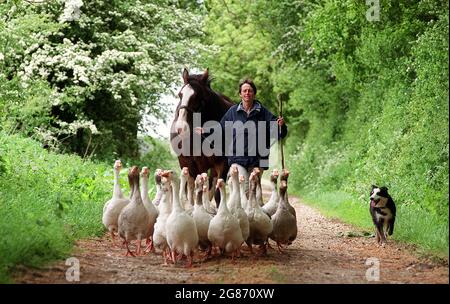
[{"xmin": 277, "ymin": 94, "xmax": 285, "ymax": 170}]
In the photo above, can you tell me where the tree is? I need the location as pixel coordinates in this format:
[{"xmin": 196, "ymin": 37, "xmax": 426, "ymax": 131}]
[{"xmin": 1, "ymin": 0, "xmax": 206, "ymax": 159}]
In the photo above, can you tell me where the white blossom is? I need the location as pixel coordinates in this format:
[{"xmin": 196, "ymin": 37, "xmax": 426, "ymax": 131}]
[
  {"xmin": 59, "ymin": 0, "xmax": 84, "ymax": 23},
  {"xmin": 89, "ymin": 124, "xmax": 99, "ymax": 134}
]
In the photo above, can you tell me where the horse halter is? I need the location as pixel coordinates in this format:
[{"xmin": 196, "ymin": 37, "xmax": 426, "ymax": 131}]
[
  {"xmin": 177, "ymin": 83, "xmax": 204, "ymax": 114},
  {"xmin": 178, "ymin": 104, "xmax": 201, "ymax": 114}
]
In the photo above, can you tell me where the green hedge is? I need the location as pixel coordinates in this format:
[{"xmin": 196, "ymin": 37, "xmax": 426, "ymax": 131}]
[{"xmin": 0, "ymin": 132, "xmax": 114, "ymax": 282}]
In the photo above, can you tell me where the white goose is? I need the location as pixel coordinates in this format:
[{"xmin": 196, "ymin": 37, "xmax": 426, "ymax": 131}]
[
  {"xmin": 152, "ymin": 168, "xmax": 163, "ymax": 209},
  {"xmin": 118, "ymin": 166, "xmax": 152, "ymax": 256},
  {"xmin": 245, "ymin": 169, "xmax": 273, "ymax": 254},
  {"xmin": 201, "ymin": 173, "xmax": 217, "ymax": 215},
  {"xmin": 192, "ymin": 174, "xmax": 213, "ymax": 255},
  {"xmin": 227, "ymin": 164, "xmax": 250, "ymax": 243},
  {"xmin": 207, "ymin": 179, "xmax": 244, "ymax": 260},
  {"xmin": 269, "ymin": 176, "xmax": 298, "ymax": 253},
  {"xmin": 280, "ymin": 169, "xmax": 296, "ymax": 218},
  {"xmin": 141, "ymin": 166, "xmax": 159, "ymax": 252},
  {"xmin": 180, "ymin": 167, "xmax": 194, "ymax": 216},
  {"xmin": 261, "ymin": 169, "xmax": 280, "ymax": 217},
  {"xmin": 152, "ymin": 171, "xmax": 173, "ymax": 264},
  {"xmin": 165, "ymin": 170, "xmax": 199, "ymax": 267},
  {"xmin": 102, "ymin": 160, "xmax": 130, "ymax": 245}
]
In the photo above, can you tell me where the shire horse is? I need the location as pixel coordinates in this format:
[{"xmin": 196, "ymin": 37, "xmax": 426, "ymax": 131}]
[{"xmin": 170, "ymin": 68, "xmax": 234, "ymax": 206}]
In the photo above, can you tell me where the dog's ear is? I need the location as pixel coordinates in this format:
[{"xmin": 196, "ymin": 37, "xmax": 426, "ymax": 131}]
[
  {"xmin": 371, "ymin": 184, "xmax": 378, "ymax": 190},
  {"xmin": 380, "ymin": 186, "xmax": 389, "ymax": 192}
]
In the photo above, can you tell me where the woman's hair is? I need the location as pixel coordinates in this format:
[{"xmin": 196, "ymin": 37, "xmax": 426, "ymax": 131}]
[{"xmin": 238, "ymin": 78, "xmax": 257, "ymax": 95}]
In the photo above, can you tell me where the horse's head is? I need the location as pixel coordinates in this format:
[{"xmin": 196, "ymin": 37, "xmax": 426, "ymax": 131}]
[{"xmin": 172, "ymin": 68, "xmax": 211, "ymax": 137}]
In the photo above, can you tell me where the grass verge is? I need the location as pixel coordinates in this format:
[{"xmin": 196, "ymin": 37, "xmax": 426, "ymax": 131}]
[
  {"xmin": 0, "ymin": 132, "xmax": 138, "ymax": 283},
  {"xmin": 294, "ymin": 190, "xmax": 449, "ymax": 260}
]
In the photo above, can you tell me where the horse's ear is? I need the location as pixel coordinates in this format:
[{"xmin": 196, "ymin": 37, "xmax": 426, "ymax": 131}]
[
  {"xmin": 201, "ymin": 68, "xmax": 209, "ymax": 84},
  {"xmin": 182, "ymin": 68, "xmax": 189, "ymax": 84}
]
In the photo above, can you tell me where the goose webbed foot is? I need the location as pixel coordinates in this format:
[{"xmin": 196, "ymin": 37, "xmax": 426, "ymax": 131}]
[
  {"xmin": 144, "ymin": 238, "xmax": 155, "ymax": 253},
  {"xmin": 276, "ymin": 242, "xmax": 286, "ymax": 254},
  {"xmin": 124, "ymin": 241, "xmax": 136, "ymax": 257}
]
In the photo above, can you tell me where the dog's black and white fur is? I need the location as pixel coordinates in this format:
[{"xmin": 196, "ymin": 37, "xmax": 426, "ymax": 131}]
[{"xmin": 369, "ymin": 185, "xmax": 396, "ymax": 246}]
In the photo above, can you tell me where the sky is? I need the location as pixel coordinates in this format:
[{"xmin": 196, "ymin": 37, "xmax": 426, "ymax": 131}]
[{"xmin": 142, "ymin": 91, "xmax": 178, "ymax": 140}]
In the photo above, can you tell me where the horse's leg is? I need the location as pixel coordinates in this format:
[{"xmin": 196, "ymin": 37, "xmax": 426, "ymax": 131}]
[
  {"xmin": 255, "ymin": 167, "xmax": 265, "ymax": 206},
  {"xmin": 214, "ymin": 188, "xmax": 221, "ymax": 208},
  {"xmin": 214, "ymin": 162, "xmax": 229, "ymax": 207},
  {"xmin": 187, "ymin": 174, "xmax": 195, "ymax": 206},
  {"xmin": 210, "ymin": 166, "xmax": 222, "ymax": 208},
  {"xmin": 208, "ymin": 176, "xmax": 217, "ymax": 202},
  {"xmin": 186, "ymin": 164, "xmax": 200, "ymax": 208}
]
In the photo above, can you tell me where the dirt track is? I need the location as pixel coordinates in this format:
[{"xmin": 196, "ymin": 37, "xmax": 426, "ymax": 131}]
[{"xmin": 13, "ymin": 186, "xmax": 449, "ymax": 284}]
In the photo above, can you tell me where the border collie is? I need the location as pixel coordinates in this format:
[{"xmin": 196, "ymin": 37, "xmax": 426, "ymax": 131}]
[{"xmin": 369, "ymin": 185, "xmax": 396, "ymax": 246}]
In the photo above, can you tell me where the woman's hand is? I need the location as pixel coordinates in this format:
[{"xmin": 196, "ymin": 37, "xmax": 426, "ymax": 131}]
[
  {"xmin": 194, "ymin": 127, "xmax": 204, "ymax": 135},
  {"xmin": 277, "ymin": 116, "xmax": 285, "ymax": 126}
]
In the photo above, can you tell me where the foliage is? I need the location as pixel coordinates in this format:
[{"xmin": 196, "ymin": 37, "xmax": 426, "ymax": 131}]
[
  {"xmin": 135, "ymin": 135, "xmax": 178, "ymax": 170},
  {"xmin": 203, "ymin": 0, "xmax": 449, "ymax": 254},
  {"xmin": 0, "ymin": 131, "xmax": 143, "ymax": 282},
  {"xmin": 200, "ymin": 0, "xmax": 277, "ymax": 110},
  {"xmin": 0, "ymin": 0, "xmax": 205, "ymax": 159}
]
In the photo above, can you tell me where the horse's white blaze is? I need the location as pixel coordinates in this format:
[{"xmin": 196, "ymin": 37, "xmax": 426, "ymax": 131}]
[{"xmin": 176, "ymin": 84, "xmax": 195, "ymax": 136}]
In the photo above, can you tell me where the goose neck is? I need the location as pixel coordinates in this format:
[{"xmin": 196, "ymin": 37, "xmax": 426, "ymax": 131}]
[
  {"xmin": 113, "ymin": 168, "xmax": 124, "ymax": 198},
  {"xmin": 132, "ymin": 176, "xmax": 143, "ymax": 203},
  {"xmin": 141, "ymin": 175, "xmax": 149, "ymax": 200},
  {"xmin": 230, "ymin": 175, "xmax": 241, "ymax": 208},
  {"xmin": 217, "ymin": 186, "xmax": 228, "ymax": 213},
  {"xmin": 171, "ymin": 178, "xmax": 183, "ymax": 211}
]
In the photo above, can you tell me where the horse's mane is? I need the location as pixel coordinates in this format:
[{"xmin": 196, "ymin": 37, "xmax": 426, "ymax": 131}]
[
  {"xmin": 187, "ymin": 73, "xmax": 212, "ymax": 88},
  {"xmin": 187, "ymin": 73, "xmax": 235, "ymax": 108}
]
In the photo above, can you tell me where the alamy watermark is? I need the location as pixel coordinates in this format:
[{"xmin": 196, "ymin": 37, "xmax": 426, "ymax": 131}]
[
  {"xmin": 65, "ymin": 257, "xmax": 80, "ymax": 282},
  {"xmin": 365, "ymin": 257, "xmax": 380, "ymax": 281},
  {"xmin": 366, "ymin": 0, "xmax": 380, "ymax": 22}
]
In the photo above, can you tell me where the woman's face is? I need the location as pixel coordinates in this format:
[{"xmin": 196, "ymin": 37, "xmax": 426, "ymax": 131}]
[{"xmin": 240, "ymin": 83, "xmax": 255, "ymax": 103}]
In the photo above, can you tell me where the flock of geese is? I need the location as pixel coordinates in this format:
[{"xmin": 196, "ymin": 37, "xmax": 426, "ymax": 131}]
[{"xmin": 102, "ymin": 160, "xmax": 298, "ymax": 267}]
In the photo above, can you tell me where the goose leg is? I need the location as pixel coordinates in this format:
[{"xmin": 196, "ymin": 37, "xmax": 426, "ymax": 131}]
[
  {"xmin": 236, "ymin": 248, "xmax": 241, "ymax": 258},
  {"xmin": 201, "ymin": 245, "xmax": 212, "ymax": 259},
  {"xmin": 171, "ymin": 249, "xmax": 177, "ymax": 264},
  {"xmin": 247, "ymin": 243, "xmax": 254, "ymax": 254},
  {"xmin": 145, "ymin": 237, "xmax": 155, "ymax": 253},
  {"xmin": 276, "ymin": 242, "xmax": 285, "ymax": 254},
  {"xmin": 177, "ymin": 252, "xmax": 184, "ymax": 261},
  {"xmin": 187, "ymin": 176, "xmax": 195, "ymax": 207},
  {"xmin": 124, "ymin": 241, "xmax": 135, "ymax": 257},
  {"xmin": 162, "ymin": 249, "xmax": 169, "ymax": 265},
  {"xmin": 261, "ymin": 243, "xmax": 268, "ymax": 255},
  {"xmin": 110, "ymin": 231, "xmax": 116, "ymax": 246},
  {"xmin": 186, "ymin": 252, "xmax": 194, "ymax": 268},
  {"xmin": 136, "ymin": 238, "xmax": 142, "ymax": 256},
  {"xmin": 230, "ymin": 251, "xmax": 235, "ymax": 263},
  {"xmin": 255, "ymin": 243, "xmax": 267, "ymax": 256}
]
